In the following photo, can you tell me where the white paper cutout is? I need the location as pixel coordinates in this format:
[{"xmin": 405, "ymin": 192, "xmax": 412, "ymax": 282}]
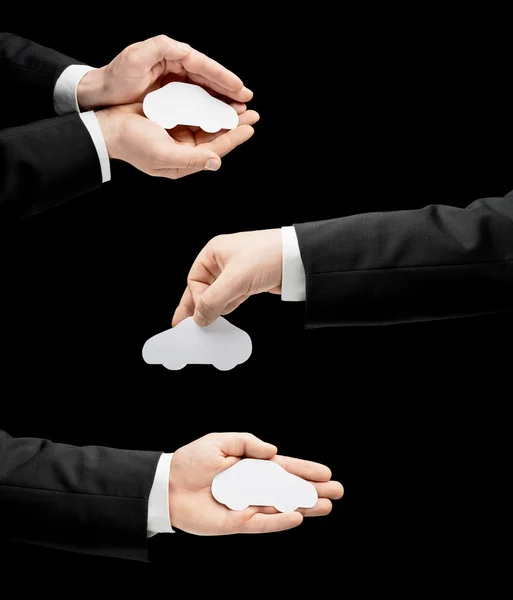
[
  {"xmin": 142, "ymin": 316, "xmax": 252, "ymax": 371},
  {"xmin": 142, "ymin": 82, "xmax": 239, "ymax": 133},
  {"xmin": 211, "ymin": 459, "xmax": 318, "ymax": 513}
]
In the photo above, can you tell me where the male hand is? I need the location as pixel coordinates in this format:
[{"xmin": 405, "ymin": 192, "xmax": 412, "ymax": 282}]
[
  {"xmin": 77, "ymin": 34, "xmax": 252, "ymax": 111},
  {"xmin": 168, "ymin": 432, "xmax": 344, "ymax": 535},
  {"xmin": 172, "ymin": 230, "xmax": 282, "ymax": 326},
  {"xmin": 96, "ymin": 102, "xmax": 259, "ymax": 179}
]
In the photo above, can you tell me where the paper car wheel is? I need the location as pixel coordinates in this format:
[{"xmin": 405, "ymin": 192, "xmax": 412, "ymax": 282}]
[
  {"xmin": 213, "ymin": 360, "xmax": 237, "ymax": 371},
  {"xmin": 274, "ymin": 501, "xmax": 299, "ymax": 513},
  {"xmin": 163, "ymin": 362, "xmax": 187, "ymax": 370},
  {"xmin": 201, "ymin": 117, "xmax": 221, "ymax": 134}
]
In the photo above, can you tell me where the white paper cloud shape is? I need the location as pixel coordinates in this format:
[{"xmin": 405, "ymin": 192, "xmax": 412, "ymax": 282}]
[
  {"xmin": 142, "ymin": 316, "xmax": 252, "ymax": 371},
  {"xmin": 212, "ymin": 459, "xmax": 318, "ymax": 513},
  {"xmin": 142, "ymin": 82, "xmax": 239, "ymax": 133}
]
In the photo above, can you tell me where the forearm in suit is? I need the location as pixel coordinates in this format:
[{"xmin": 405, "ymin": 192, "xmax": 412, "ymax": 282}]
[
  {"xmin": 0, "ymin": 113, "xmax": 102, "ymax": 218},
  {"xmin": 0, "ymin": 428, "xmax": 162, "ymax": 561},
  {"xmin": 0, "ymin": 32, "xmax": 81, "ymax": 124},
  {"xmin": 295, "ymin": 190, "xmax": 513, "ymax": 327}
]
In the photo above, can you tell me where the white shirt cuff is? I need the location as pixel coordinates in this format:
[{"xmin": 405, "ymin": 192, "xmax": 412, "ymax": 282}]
[
  {"xmin": 147, "ymin": 452, "xmax": 175, "ymax": 537},
  {"xmin": 79, "ymin": 111, "xmax": 111, "ymax": 183},
  {"xmin": 281, "ymin": 226, "xmax": 306, "ymax": 301},
  {"xmin": 53, "ymin": 65, "xmax": 96, "ymax": 115}
]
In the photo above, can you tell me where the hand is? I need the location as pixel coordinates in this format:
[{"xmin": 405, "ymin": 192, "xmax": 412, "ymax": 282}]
[
  {"xmin": 77, "ymin": 34, "xmax": 252, "ymax": 111},
  {"xmin": 172, "ymin": 230, "xmax": 282, "ymax": 326},
  {"xmin": 96, "ymin": 102, "xmax": 259, "ymax": 179},
  {"xmin": 168, "ymin": 432, "xmax": 344, "ymax": 535}
]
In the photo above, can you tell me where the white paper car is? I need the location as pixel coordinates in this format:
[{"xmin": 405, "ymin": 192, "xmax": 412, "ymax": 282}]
[
  {"xmin": 211, "ymin": 458, "xmax": 318, "ymax": 513},
  {"xmin": 142, "ymin": 316, "xmax": 252, "ymax": 371},
  {"xmin": 142, "ymin": 81, "xmax": 239, "ymax": 133}
]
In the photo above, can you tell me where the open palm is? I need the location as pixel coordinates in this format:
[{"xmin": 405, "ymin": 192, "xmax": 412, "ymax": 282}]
[
  {"xmin": 102, "ymin": 102, "xmax": 259, "ymax": 179},
  {"xmin": 168, "ymin": 433, "xmax": 344, "ymax": 535}
]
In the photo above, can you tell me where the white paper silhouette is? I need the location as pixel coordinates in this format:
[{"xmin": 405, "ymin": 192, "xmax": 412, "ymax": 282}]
[
  {"xmin": 211, "ymin": 459, "xmax": 318, "ymax": 513},
  {"xmin": 142, "ymin": 316, "xmax": 252, "ymax": 371},
  {"xmin": 142, "ymin": 82, "xmax": 239, "ymax": 132}
]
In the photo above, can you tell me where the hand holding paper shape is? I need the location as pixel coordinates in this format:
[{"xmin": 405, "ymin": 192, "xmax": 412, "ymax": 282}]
[
  {"xmin": 211, "ymin": 459, "xmax": 318, "ymax": 513},
  {"xmin": 142, "ymin": 316, "xmax": 252, "ymax": 371},
  {"xmin": 143, "ymin": 82, "xmax": 239, "ymax": 132}
]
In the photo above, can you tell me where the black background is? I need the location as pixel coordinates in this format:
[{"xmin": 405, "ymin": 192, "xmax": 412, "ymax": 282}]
[{"xmin": 1, "ymin": 8, "xmax": 512, "ymax": 580}]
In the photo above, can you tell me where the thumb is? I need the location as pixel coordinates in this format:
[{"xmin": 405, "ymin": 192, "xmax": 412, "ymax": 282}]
[
  {"xmin": 165, "ymin": 145, "xmax": 221, "ymax": 171},
  {"xmin": 193, "ymin": 268, "xmax": 241, "ymax": 327},
  {"xmin": 215, "ymin": 433, "xmax": 278, "ymax": 460}
]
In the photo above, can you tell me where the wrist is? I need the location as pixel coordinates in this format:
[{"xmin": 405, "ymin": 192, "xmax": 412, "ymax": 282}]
[
  {"xmin": 95, "ymin": 108, "xmax": 123, "ymax": 160},
  {"xmin": 77, "ymin": 67, "xmax": 108, "ymax": 111},
  {"xmin": 168, "ymin": 461, "xmax": 180, "ymax": 531}
]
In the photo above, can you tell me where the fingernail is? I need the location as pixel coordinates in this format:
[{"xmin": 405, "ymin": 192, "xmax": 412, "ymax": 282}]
[
  {"xmin": 194, "ymin": 312, "xmax": 208, "ymax": 327},
  {"xmin": 178, "ymin": 42, "xmax": 191, "ymax": 54},
  {"xmin": 204, "ymin": 158, "xmax": 220, "ymax": 171}
]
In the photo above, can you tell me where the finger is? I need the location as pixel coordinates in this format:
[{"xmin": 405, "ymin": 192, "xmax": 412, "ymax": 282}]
[
  {"xmin": 298, "ymin": 499, "xmax": 333, "ymax": 517},
  {"xmin": 312, "ymin": 480, "xmax": 345, "ymax": 500},
  {"xmin": 209, "ymin": 124, "xmax": 256, "ymax": 158},
  {"xmin": 181, "ymin": 49, "xmax": 244, "ymax": 93},
  {"xmin": 157, "ymin": 145, "xmax": 221, "ymax": 176},
  {"xmin": 187, "ymin": 72, "xmax": 253, "ymax": 102},
  {"xmin": 231, "ymin": 102, "xmax": 247, "ymax": 115},
  {"xmin": 312, "ymin": 481, "xmax": 345, "ymax": 500},
  {"xmin": 193, "ymin": 266, "xmax": 245, "ymax": 326},
  {"xmin": 195, "ymin": 111, "xmax": 259, "ymax": 145},
  {"xmin": 214, "ymin": 432, "xmax": 278, "ymax": 459},
  {"xmin": 172, "ymin": 120, "xmax": 259, "ymax": 179},
  {"xmin": 172, "ymin": 287, "xmax": 195, "ymax": 327},
  {"xmin": 272, "ymin": 455, "xmax": 333, "ymax": 482},
  {"xmin": 184, "ymin": 248, "xmax": 220, "ymax": 310},
  {"xmin": 242, "ymin": 511, "xmax": 303, "ymax": 534},
  {"xmin": 253, "ymin": 497, "xmax": 334, "ymax": 517},
  {"xmin": 167, "ymin": 125, "xmax": 195, "ymax": 146},
  {"xmin": 237, "ymin": 110, "xmax": 260, "ymax": 126},
  {"xmin": 130, "ymin": 35, "xmax": 191, "ymax": 72}
]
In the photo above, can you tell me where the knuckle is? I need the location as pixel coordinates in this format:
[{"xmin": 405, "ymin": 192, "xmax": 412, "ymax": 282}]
[
  {"xmin": 199, "ymin": 288, "xmax": 215, "ymax": 312},
  {"xmin": 124, "ymin": 43, "xmax": 139, "ymax": 58},
  {"xmin": 153, "ymin": 34, "xmax": 169, "ymax": 48},
  {"xmin": 209, "ymin": 234, "xmax": 223, "ymax": 246},
  {"xmin": 124, "ymin": 44, "xmax": 145, "ymax": 68},
  {"xmin": 187, "ymin": 156, "xmax": 198, "ymax": 170},
  {"xmin": 208, "ymin": 233, "xmax": 228, "ymax": 250}
]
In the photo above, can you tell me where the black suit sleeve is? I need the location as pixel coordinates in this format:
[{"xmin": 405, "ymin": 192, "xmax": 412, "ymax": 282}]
[
  {"xmin": 294, "ymin": 190, "xmax": 513, "ymax": 327},
  {"xmin": 0, "ymin": 33, "xmax": 102, "ymax": 217},
  {"xmin": 0, "ymin": 113, "xmax": 103, "ymax": 218},
  {"xmin": 0, "ymin": 32, "xmax": 83, "ymax": 122},
  {"xmin": 0, "ymin": 428, "xmax": 162, "ymax": 561}
]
